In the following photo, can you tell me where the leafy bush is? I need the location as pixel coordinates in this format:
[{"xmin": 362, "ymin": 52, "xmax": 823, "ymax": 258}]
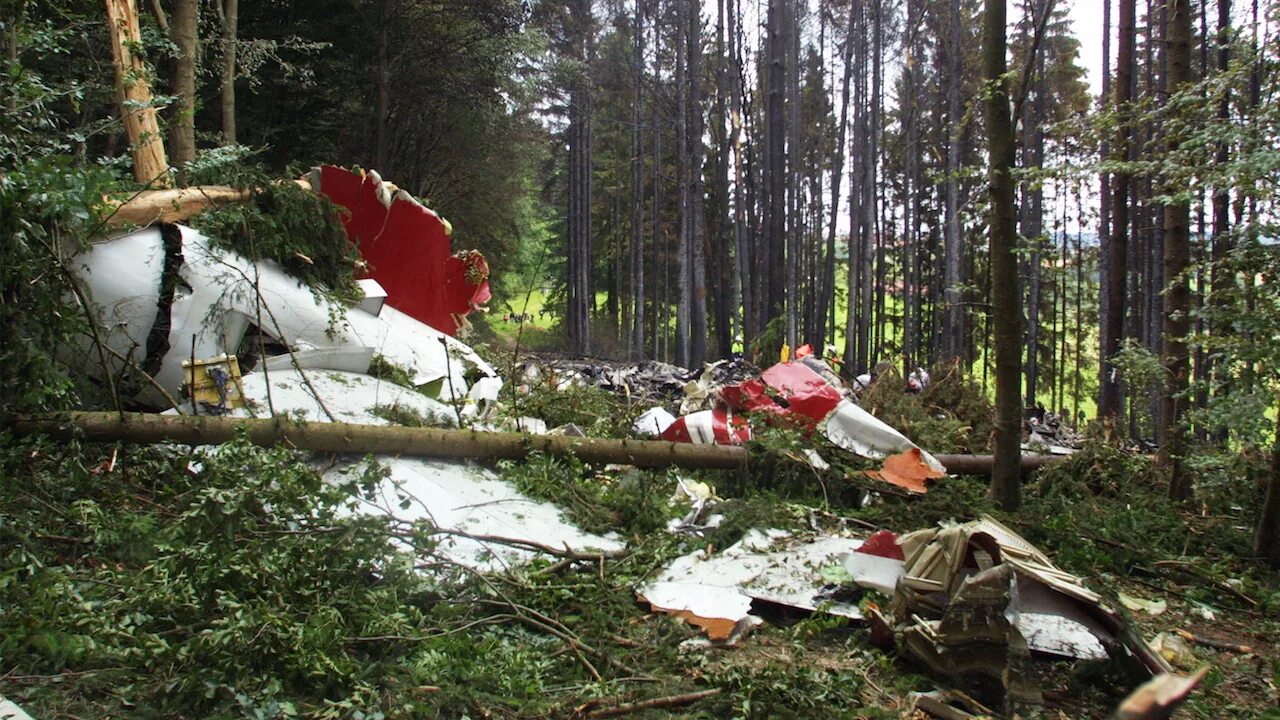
[{"xmin": 0, "ymin": 155, "xmax": 121, "ymax": 415}]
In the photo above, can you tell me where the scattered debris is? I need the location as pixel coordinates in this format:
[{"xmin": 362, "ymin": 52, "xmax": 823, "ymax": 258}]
[
  {"xmin": 638, "ymin": 531, "xmax": 865, "ymax": 645},
  {"xmin": 907, "ymin": 689, "xmax": 996, "ymax": 719},
  {"xmin": 73, "ymin": 223, "xmax": 498, "ymax": 409},
  {"xmin": 847, "ymin": 516, "xmax": 1171, "ymax": 703},
  {"xmin": 1118, "ymin": 590, "xmax": 1168, "ymax": 616},
  {"xmin": 1113, "ymin": 666, "xmax": 1211, "ymax": 720}
]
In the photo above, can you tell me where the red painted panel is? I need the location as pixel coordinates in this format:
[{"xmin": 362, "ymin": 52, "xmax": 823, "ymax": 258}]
[{"xmin": 317, "ymin": 165, "xmax": 489, "ymax": 335}]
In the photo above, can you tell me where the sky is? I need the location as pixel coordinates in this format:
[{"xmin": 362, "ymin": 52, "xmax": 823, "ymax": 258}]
[{"xmin": 1066, "ymin": 2, "xmax": 1107, "ymax": 98}]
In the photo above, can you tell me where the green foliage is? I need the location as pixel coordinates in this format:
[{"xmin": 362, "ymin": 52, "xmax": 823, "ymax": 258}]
[
  {"xmin": 192, "ymin": 178, "xmax": 363, "ymax": 305},
  {"xmin": 858, "ymin": 363, "xmax": 995, "ymax": 453},
  {"xmin": 0, "ymin": 155, "xmax": 121, "ymax": 415},
  {"xmin": 497, "ymin": 452, "xmax": 669, "ymax": 537},
  {"xmin": 1018, "ymin": 444, "xmax": 1256, "ymax": 577},
  {"xmin": 366, "ymin": 355, "xmax": 416, "ymax": 390},
  {"xmin": 510, "ymin": 381, "xmax": 643, "ymax": 438}
]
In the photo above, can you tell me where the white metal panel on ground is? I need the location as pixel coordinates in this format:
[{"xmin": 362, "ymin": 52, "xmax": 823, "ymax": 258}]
[{"xmin": 194, "ymin": 367, "xmax": 621, "ymax": 571}]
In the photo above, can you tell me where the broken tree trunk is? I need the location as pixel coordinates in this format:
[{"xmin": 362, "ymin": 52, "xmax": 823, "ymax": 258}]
[
  {"xmin": 10, "ymin": 412, "xmax": 748, "ymax": 470},
  {"xmin": 105, "ymin": 0, "xmax": 170, "ymax": 187},
  {"xmin": 9, "ymin": 412, "xmax": 1069, "ymax": 476},
  {"xmin": 102, "ymin": 179, "xmax": 311, "ymax": 227}
]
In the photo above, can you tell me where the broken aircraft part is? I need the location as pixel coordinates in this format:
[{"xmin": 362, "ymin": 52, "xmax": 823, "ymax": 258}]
[
  {"xmin": 70, "ymin": 224, "xmax": 497, "ymax": 409},
  {"xmin": 639, "ymin": 530, "xmax": 866, "ymax": 643},
  {"xmin": 312, "ymin": 165, "xmax": 491, "ymax": 336}
]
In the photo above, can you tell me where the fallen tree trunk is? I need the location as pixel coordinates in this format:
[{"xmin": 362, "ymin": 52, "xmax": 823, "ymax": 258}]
[
  {"xmin": 9, "ymin": 412, "xmax": 1070, "ymax": 476},
  {"xmin": 9, "ymin": 412, "xmax": 748, "ymax": 470},
  {"xmin": 932, "ymin": 453, "xmax": 1065, "ymax": 475},
  {"xmin": 102, "ymin": 180, "xmax": 312, "ymax": 227}
]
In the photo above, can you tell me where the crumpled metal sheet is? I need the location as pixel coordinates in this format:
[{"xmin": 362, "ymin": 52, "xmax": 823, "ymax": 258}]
[
  {"xmin": 639, "ymin": 530, "xmax": 865, "ymax": 642},
  {"xmin": 187, "ymin": 366, "xmax": 624, "ymax": 571},
  {"xmin": 72, "ymin": 225, "xmax": 498, "ymax": 409},
  {"xmin": 861, "ymin": 515, "xmax": 1170, "ymax": 703}
]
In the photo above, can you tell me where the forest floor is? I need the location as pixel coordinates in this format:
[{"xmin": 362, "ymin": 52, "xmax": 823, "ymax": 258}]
[{"xmin": 3, "ymin": 356, "xmax": 1278, "ymax": 719}]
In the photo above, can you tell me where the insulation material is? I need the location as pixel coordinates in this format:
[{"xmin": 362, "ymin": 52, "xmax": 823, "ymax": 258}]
[
  {"xmin": 639, "ymin": 531, "xmax": 865, "ymax": 642},
  {"xmin": 864, "ymin": 448, "xmax": 948, "ymax": 494},
  {"xmin": 314, "ymin": 165, "xmax": 490, "ymax": 336}
]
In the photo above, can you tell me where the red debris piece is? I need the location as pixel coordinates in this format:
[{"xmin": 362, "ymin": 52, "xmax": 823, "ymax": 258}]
[
  {"xmin": 316, "ymin": 165, "xmax": 490, "ymax": 335},
  {"xmin": 857, "ymin": 529, "xmax": 905, "ymax": 561},
  {"xmin": 661, "ymin": 409, "xmax": 752, "ymax": 445},
  {"xmin": 757, "ymin": 362, "xmax": 843, "ymax": 421}
]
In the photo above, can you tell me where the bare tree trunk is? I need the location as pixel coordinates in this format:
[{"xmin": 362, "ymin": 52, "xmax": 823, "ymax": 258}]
[
  {"xmin": 729, "ymin": 0, "xmax": 751, "ymax": 349},
  {"xmin": 712, "ymin": 0, "xmax": 733, "ymax": 360},
  {"xmin": 567, "ymin": 0, "xmax": 593, "ymax": 355},
  {"xmin": 1161, "ymin": 0, "xmax": 1192, "ymax": 501},
  {"xmin": 689, "ymin": 0, "xmax": 708, "ymax": 366},
  {"xmin": 1256, "ymin": 407, "xmax": 1280, "ymax": 566},
  {"xmin": 1209, "ymin": 0, "xmax": 1232, "ymax": 432},
  {"xmin": 941, "ymin": 0, "xmax": 965, "ymax": 364},
  {"xmin": 220, "ymin": 0, "xmax": 237, "ymax": 144},
  {"xmin": 1100, "ymin": 0, "xmax": 1135, "ymax": 420},
  {"xmin": 168, "ymin": 0, "xmax": 197, "ymax": 169},
  {"xmin": 1023, "ymin": 40, "xmax": 1045, "ymax": 409},
  {"xmin": 765, "ymin": 0, "xmax": 787, "ymax": 340},
  {"xmin": 784, "ymin": 0, "xmax": 799, "ymax": 354},
  {"xmin": 631, "ymin": 0, "xmax": 647, "ymax": 360},
  {"xmin": 820, "ymin": 0, "xmax": 855, "ymax": 359},
  {"xmin": 675, "ymin": 0, "xmax": 690, "ymax": 367},
  {"xmin": 1097, "ymin": 0, "xmax": 1112, "ymax": 416},
  {"xmin": 984, "ymin": 0, "xmax": 1022, "ymax": 510}
]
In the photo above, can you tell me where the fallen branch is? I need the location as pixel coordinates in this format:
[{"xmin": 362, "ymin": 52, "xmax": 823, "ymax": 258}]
[
  {"xmin": 583, "ymin": 688, "xmax": 722, "ymax": 719},
  {"xmin": 932, "ymin": 453, "xmax": 1066, "ymax": 475},
  {"xmin": 1174, "ymin": 629, "xmax": 1254, "ymax": 655}
]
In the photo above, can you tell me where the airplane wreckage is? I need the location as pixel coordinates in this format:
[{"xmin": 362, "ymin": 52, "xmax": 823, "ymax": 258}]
[{"xmin": 14, "ymin": 165, "xmax": 1205, "ymax": 717}]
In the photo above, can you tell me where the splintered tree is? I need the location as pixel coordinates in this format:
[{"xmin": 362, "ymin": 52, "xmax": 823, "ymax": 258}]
[{"xmin": 984, "ymin": 0, "xmax": 1022, "ymax": 510}]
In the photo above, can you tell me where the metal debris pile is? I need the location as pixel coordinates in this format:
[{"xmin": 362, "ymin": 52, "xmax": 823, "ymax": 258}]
[{"xmin": 637, "ymin": 515, "xmax": 1205, "ymax": 716}]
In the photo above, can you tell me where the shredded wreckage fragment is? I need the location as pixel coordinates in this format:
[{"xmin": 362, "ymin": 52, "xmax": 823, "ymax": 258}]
[
  {"xmin": 640, "ymin": 515, "xmax": 1192, "ymax": 710},
  {"xmin": 70, "ymin": 167, "xmax": 617, "ymax": 569},
  {"xmin": 647, "ymin": 357, "xmax": 948, "ymax": 492}
]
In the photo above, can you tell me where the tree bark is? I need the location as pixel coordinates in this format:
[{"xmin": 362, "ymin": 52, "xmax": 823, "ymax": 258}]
[
  {"xmin": 630, "ymin": 1, "xmax": 646, "ymax": 360},
  {"xmin": 942, "ymin": 0, "xmax": 965, "ymax": 364},
  {"xmin": 168, "ymin": 0, "xmax": 197, "ymax": 169},
  {"xmin": 220, "ymin": 0, "xmax": 238, "ymax": 144},
  {"xmin": 1256, "ymin": 407, "xmax": 1280, "ymax": 566},
  {"xmin": 9, "ymin": 412, "xmax": 748, "ymax": 470},
  {"xmin": 1100, "ymin": 0, "xmax": 1136, "ymax": 420},
  {"xmin": 567, "ymin": 0, "xmax": 593, "ymax": 355},
  {"xmin": 1209, "ymin": 0, "xmax": 1232, "ymax": 432},
  {"xmin": 984, "ymin": 0, "xmax": 1022, "ymax": 510},
  {"xmin": 1160, "ymin": 0, "xmax": 1192, "ymax": 501},
  {"xmin": 6, "ymin": 412, "xmax": 1070, "ymax": 477},
  {"xmin": 105, "ymin": 0, "xmax": 171, "ymax": 186},
  {"xmin": 688, "ymin": 0, "xmax": 708, "ymax": 366}
]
